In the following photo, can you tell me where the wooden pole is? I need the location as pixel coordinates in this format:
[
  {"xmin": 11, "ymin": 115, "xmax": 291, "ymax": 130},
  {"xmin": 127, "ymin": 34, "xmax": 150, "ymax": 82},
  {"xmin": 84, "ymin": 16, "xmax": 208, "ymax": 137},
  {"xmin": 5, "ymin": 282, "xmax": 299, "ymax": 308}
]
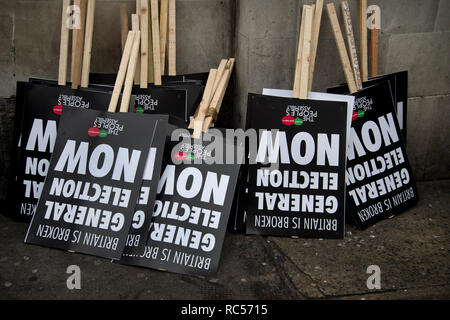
[
  {"xmin": 71, "ymin": 0, "xmax": 87, "ymax": 89},
  {"xmin": 360, "ymin": 0, "xmax": 368, "ymax": 81},
  {"xmin": 293, "ymin": 6, "xmax": 307, "ymax": 98},
  {"xmin": 150, "ymin": 0, "xmax": 162, "ymax": 85},
  {"xmin": 326, "ymin": 3, "xmax": 358, "ymax": 94},
  {"xmin": 131, "ymin": 14, "xmax": 141, "ymax": 85},
  {"xmin": 120, "ymin": 31, "xmax": 141, "ymax": 112},
  {"xmin": 297, "ymin": 5, "xmax": 313, "ymax": 99},
  {"xmin": 370, "ymin": 9, "xmax": 379, "ymax": 77},
  {"xmin": 341, "ymin": 1, "xmax": 362, "ymax": 90},
  {"xmin": 81, "ymin": 0, "xmax": 95, "ymax": 88},
  {"xmin": 308, "ymin": 0, "xmax": 323, "ymax": 92},
  {"xmin": 148, "ymin": 5, "xmax": 154, "ymax": 83},
  {"xmin": 140, "ymin": 0, "xmax": 149, "ymax": 88},
  {"xmin": 58, "ymin": 0, "xmax": 71, "ymax": 86},
  {"xmin": 108, "ymin": 31, "xmax": 136, "ymax": 113},
  {"xmin": 212, "ymin": 59, "xmax": 228, "ymax": 97},
  {"xmin": 168, "ymin": 0, "xmax": 176, "ymax": 75},
  {"xmin": 159, "ymin": 0, "xmax": 169, "ymax": 75},
  {"xmin": 202, "ymin": 59, "xmax": 235, "ymax": 132},
  {"xmin": 191, "ymin": 69, "xmax": 218, "ymax": 138}
]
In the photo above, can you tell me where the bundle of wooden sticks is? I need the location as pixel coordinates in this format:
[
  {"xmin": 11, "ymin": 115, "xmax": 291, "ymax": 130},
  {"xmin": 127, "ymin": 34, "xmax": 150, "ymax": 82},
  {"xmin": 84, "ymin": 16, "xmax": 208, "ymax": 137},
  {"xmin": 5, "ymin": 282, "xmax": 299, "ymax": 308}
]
[
  {"xmin": 327, "ymin": 0, "xmax": 379, "ymax": 93},
  {"xmin": 293, "ymin": 0, "xmax": 380, "ymax": 97},
  {"xmin": 188, "ymin": 58, "xmax": 235, "ymax": 138},
  {"xmin": 120, "ymin": 0, "xmax": 177, "ymax": 87}
]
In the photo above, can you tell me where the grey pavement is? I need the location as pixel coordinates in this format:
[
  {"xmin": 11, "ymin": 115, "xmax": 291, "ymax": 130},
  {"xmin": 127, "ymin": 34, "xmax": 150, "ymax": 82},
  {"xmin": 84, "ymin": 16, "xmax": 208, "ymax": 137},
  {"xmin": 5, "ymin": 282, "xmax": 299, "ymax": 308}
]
[{"xmin": 0, "ymin": 179, "xmax": 449, "ymax": 300}]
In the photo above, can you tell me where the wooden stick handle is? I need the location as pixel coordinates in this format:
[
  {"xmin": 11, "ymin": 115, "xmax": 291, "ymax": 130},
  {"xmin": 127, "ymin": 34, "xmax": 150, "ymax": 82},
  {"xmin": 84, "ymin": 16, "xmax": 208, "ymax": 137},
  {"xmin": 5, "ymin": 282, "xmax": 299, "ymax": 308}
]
[
  {"xmin": 140, "ymin": 0, "xmax": 149, "ymax": 88},
  {"xmin": 202, "ymin": 58, "xmax": 235, "ymax": 132},
  {"xmin": 81, "ymin": 0, "xmax": 95, "ymax": 88},
  {"xmin": 191, "ymin": 69, "xmax": 218, "ymax": 138},
  {"xmin": 151, "ymin": 0, "xmax": 162, "ymax": 85},
  {"xmin": 148, "ymin": 7, "xmax": 154, "ymax": 84},
  {"xmin": 360, "ymin": 0, "xmax": 368, "ymax": 81},
  {"xmin": 298, "ymin": 5, "xmax": 313, "ymax": 99},
  {"xmin": 131, "ymin": 14, "xmax": 141, "ymax": 85},
  {"xmin": 58, "ymin": 0, "xmax": 71, "ymax": 86},
  {"xmin": 168, "ymin": 0, "xmax": 176, "ymax": 76},
  {"xmin": 326, "ymin": 3, "xmax": 358, "ymax": 94},
  {"xmin": 160, "ymin": 0, "xmax": 169, "ymax": 75},
  {"xmin": 341, "ymin": 1, "xmax": 362, "ymax": 90},
  {"xmin": 71, "ymin": 0, "xmax": 87, "ymax": 89},
  {"xmin": 370, "ymin": 9, "xmax": 379, "ymax": 78},
  {"xmin": 120, "ymin": 30, "xmax": 141, "ymax": 113},
  {"xmin": 212, "ymin": 59, "xmax": 228, "ymax": 97},
  {"xmin": 189, "ymin": 69, "xmax": 217, "ymax": 129},
  {"xmin": 293, "ymin": 5, "xmax": 307, "ymax": 98},
  {"xmin": 308, "ymin": 0, "xmax": 324, "ymax": 92},
  {"xmin": 108, "ymin": 31, "xmax": 136, "ymax": 113}
]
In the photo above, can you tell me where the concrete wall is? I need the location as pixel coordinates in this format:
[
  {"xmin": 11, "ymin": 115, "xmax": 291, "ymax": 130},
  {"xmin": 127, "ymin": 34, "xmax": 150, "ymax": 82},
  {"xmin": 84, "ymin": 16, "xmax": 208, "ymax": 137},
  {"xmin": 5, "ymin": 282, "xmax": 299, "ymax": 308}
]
[
  {"xmin": 0, "ymin": 0, "xmax": 449, "ymax": 198},
  {"xmin": 235, "ymin": 0, "xmax": 450, "ymax": 182}
]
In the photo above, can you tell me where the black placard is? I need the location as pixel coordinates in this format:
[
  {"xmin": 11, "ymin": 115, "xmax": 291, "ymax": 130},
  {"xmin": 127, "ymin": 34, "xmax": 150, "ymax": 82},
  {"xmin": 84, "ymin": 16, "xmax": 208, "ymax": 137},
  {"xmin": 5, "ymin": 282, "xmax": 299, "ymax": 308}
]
[
  {"xmin": 25, "ymin": 108, "xmax": 166, "ymax": 259},
  {"xmin": 245, "ymin": 93, "xmax": 349, "ymax": 239},
  {"xmin": 327, "ymin": 71, "xmax": 408, "ymax": 142},
  {"xmin": 162, "ymin": 72, "xmax": 209, "ymax": 85},
  {"xmin": 119, "ymin": 115, "xmax": 168, "ymax": 264},
  {"xmin": 12, "ymin": 83, "xmax": 114, "ymax": 221},
  {"xmin": 130, "ymin": 87, "xmax": 188, "ymax": 125},
  {"xmin": 28, "ymin": 77, "xmax": 115, "ymax": 93},
  {"xmin": 345, "ymin": 82, "xmax": 418, "ymax": 229},
  {"xmin": 121, "ymin": 127, "xmax": 242, "ymax": 276},
  {"xmin": 160, "ymin": 83, "xmax": 203, "ymax": 125}
]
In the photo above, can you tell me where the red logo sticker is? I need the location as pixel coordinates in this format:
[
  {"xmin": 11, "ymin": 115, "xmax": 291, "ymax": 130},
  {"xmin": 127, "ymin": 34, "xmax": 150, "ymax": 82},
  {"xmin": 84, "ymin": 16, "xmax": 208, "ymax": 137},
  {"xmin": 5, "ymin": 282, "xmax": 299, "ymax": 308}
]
[
  {"xmin": 88, "ymin": 127, "xmax": 100, "ymax": 137},
  {"xmin": 174, "ymin": 152, "xmax": 187, "ymax": 161},
  {"xmin": 282, "ymin": 115, "xmax": 295, "ymax": 126},
  {"xmin": 53, "ymin": 104, "xmax": 63, "ymax": 115},
  {"xmin": 352, "ymin": 111, "xmax": 358, "ymax": 121}
]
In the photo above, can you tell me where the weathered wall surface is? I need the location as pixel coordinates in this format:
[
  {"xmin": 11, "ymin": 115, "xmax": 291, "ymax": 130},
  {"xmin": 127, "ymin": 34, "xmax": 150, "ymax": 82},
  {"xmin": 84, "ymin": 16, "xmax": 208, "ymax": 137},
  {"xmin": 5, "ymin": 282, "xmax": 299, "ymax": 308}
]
[
  {"xmin": 0, "ymin": 0, "xmax": 449, "ymax": 199},
  {"xmin": 234, "ymin": 0, "xmax": 450, "ymax": 182}
]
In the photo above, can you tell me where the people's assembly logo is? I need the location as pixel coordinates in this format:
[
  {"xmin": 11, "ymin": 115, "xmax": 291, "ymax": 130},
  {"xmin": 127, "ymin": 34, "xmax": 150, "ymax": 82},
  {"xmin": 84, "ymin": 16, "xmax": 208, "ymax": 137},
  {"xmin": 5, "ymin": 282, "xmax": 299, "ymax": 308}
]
[
  {"xmin": 53, "ymin": 95, "xmax": 90, "ymax": 116},
  {"xmin": 281, "ymin": 115, "xmax": 303, "ymax": 126},
  {"xmin": 353, "ymin": 96, "xmax": 373, "ymax": 121},
  {"xmin": 174, "ymin": 151, "xmax": 195, "ymax": 162},
  {"xmin": 174, "ymin": 143, "xmax": 210, "ymax": 162},
  {"xmin": 352, "ymin": 110, "xmax": 366, "ymax": 121},
  {"xmin": 88, "ymin": 127, "xmax": 108, "ymax": 138},
  {"xmin": 282, "ymin": 105, "xmax": 317, "ymax": 126},
  {"xmin": 53, "ymin": 104, "xmax": 63, "ymax": 115},
  {"xmin": 134, "ymin": 94, "xmax": 158, "ymax": 114},
  {"xmin": 88, "ymin": 117, "xmax": 124, "ymax": 138}
]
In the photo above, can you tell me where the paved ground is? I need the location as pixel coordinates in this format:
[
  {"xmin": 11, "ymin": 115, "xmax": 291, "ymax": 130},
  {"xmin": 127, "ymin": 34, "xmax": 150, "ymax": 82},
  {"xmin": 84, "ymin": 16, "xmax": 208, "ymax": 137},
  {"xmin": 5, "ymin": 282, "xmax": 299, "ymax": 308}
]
[{"xmin": 0, "ymin": 180, "xmax": 449, "ymax": 300}]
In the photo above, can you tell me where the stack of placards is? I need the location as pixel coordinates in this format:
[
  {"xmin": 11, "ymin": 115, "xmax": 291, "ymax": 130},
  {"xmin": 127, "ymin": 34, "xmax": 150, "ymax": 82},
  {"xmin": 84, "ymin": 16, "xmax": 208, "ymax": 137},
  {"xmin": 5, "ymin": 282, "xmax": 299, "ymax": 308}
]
[
  {"xmin": 234, "ymin": 0, "xmax": 418, "ymax": 236},
  {"xmin": 17, "ymin": 1, "xmax": 239, "ymax": 278},
  {"xmin": 8, "ymin": 0, "xmax": 117, "ymax": 222},
  {"xmin": 323, "ymin": 2, "xmax": 418, "ymax": 229},
  {"xmin": 120, "ymin": 125, "xmax": 242, "ymax": 276},
  {"xmin": 92, "ymin": 1, "xmax": 234, "ymax": 129},
  {"xmin": 24, "ymin": 27, "xmax": 167, "ymax": 259},
  {"xmin": 240, "ymin": 1, "xmax": 353, "ymax": 239}
]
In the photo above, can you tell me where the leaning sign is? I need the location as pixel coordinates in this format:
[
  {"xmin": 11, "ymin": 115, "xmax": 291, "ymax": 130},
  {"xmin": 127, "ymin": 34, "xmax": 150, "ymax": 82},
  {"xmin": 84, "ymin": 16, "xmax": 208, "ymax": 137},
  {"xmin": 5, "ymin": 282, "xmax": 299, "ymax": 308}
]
[
  {"xmin": 345, "ymin": 82, "xmax": 418, "ymax": 229},
  {"xmin": 245, "ymin": 93, "xmax": 351, "ymax": 239},
  {"xmin": 121, "ymin": 128, "xmax": 242, "ymax": 276},
  {"xmin": 25, "ymin": 107, "xmax": 166, "ymax": 259},
  {"xmin": 12, "ymin": 83, "xmax": 113, "ymax": 221}
]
